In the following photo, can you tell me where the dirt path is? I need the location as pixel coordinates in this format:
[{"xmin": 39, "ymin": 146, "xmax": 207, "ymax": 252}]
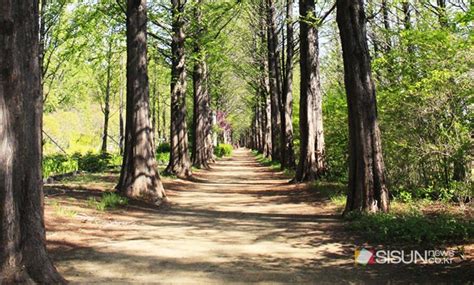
[{"xmin": 46, "ymin": 149, "xmax": 473, "ymax": 283}]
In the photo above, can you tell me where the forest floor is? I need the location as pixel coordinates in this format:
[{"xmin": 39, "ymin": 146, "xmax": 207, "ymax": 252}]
[{"xmin": 44, "ymin": 149, "xmax": 473, "ymax": 283}]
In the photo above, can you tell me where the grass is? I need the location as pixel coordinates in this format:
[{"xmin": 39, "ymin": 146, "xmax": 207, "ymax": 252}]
[
  {"xmin": 310, "ymin": 181, "xmax": 473, "ymax": 246},
  {"xmin": 311, "ymin": 181, "xmax": 347, "ymax": 207},
  {"xmin": 52, "ymin": 201, "xmax": 77, "ymax": 218},
  {"xmin": 345, "ymin": 211, "xmax": 473, "ymax": 246},
  {"xmin": 88, "ymin": 192, "xmax": 128, "ymax": 211},
  {"xmin": 251, "ymin": 150, "xmax": 296, "ymax": 178}
]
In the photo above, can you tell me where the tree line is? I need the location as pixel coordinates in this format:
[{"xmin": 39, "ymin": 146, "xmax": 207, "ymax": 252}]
[{"xmin": 0, "ymin": 0, "xmax": 471, "ymax": 282}]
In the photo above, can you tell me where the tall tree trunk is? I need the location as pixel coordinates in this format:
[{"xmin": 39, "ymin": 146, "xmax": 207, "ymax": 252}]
[
  {"xmin": 0, "ymin": 1, "xmax": 65, "ymax": 283},
  {"xmin": 166, "ymin": 0, "xmax": 192, "ymax": 177},
  {"xmin": 280, "ymin": 0, "xmax": 296, "ymax": 169},
  {"xmin": 116, "ymin": 0, "xmax": 167, "ymax": 203},
  {"xmin": 192, "ymin": 58, "xmax": 212, "ymax": 168},
  {"xmin": 192, "ymin": 0, "xmax": 212, "ymax": 168},
  {"xmin": 336, "ymin": 0, "xmax": 390, "ymax": 214},
  {"xmin": 259, "ymin": 1, "xmax": 272, "ymax": 159},
  {"xmin": 39, "ymin": 0, "xmax": 47, "ymax": 90},
  {"xmin": 119, "ymin": 57, "xmax": 125, "ymax": 154},
  {"xmin": 266, "ymin": 0, "xmax": 282, "ymax": 161},
  {"xmin": 295, "ymin": 0, "xmax": 326, "ymax": 182},
  {"xmin": 101, "ymin": 39, "xmax": 113, "ymax": 154}
]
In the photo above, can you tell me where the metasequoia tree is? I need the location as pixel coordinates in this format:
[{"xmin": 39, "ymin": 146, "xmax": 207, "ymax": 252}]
[
  {"xmin": 266, "ymin": 0, "xmax": 282, "ymax": 161},
  {"xmin": 280, "ymin": 0, "xmax": 296, "ymax": 169},
  {"xmin": 258, "ymin": 1, "xmax": 273, "ymax": 159},
  {"xmin": 192, "ymin": 0, "xmax": 213, "ymax": 168},
  {"xmin": 166, "ymin": 0, "xmax": 192, "ymax": 177},
  {"xmin": 294, "ymin": 0, "xmax": 326, "ymax": 182},
  {"xmin": 0, "ymin": 0, "xmax": 65, "ymax": 282},
  {"xmin": 336, "ymin": 0, "xmax": 389, "ymax": 213},
  {"xmin": 116, "ymin": 0, "xmax": 167, "ymax": 203},
  {"xmin": 100, "ymin": 36, "xmax": 114, "ymax": 154}
]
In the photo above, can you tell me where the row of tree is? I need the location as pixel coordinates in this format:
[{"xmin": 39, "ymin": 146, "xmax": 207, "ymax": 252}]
[{"xmin": 244, "ymin": 0, "xmax": 390, "ymax": 213}]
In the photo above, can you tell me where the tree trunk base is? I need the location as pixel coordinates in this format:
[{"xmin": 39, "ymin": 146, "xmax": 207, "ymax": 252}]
[
  {"xmin": 118, "ymin": 174, "xmax": 167, "ymax": 205},
  {"xmin": 164, "ymin": 163, "xmax": 192, "ymax": 179}
]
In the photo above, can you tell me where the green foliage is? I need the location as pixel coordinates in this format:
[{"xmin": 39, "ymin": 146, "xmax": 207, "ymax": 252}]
[
  {"xmin": 253, "ymin": 152, "xmax": 281, "ymax": 170},
  {"xmin": 311, "ymin": 181, "xmax": 347, "ymax": 207},
  {"xmin": 75, "ymin": 152, "xmax": 110, "ymax": 173},
  {"xmin": 43, "ymin": 152, "xmax": 121, "ymax": 178},
  {"xmin": 52, "ymin": 201, "xmax": 78, "ymax": 218},
  {"xmin": 346, "ymin": 212, "xmax": 473, "ymax": 246},
  {"xmin": 214, "ymin": 144, "xmax": 233, "ymax": 158},
  {"xmin": 156, "ymin": 152, "xmax": 170, "ymax": 165},
  {"xmin": 43, "ymin": 154, "xmax": 79, "ymax": 178},
  {"xmin": 156, "ymin": 142, "xmax": 171, "ymax": 153},
  {"xmin": 88, "ymin": 192, "xmax": 128, "ymax": 211}
]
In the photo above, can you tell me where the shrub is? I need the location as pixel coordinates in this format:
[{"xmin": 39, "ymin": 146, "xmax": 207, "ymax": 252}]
[
  {"xmin": 346, "ymin": 212, "xmax": 473, "ymax": 246},
  {"xmin": 108, "ymin": 153, "xmax": 123, "ymax": 167},
  {"xmin": 42, "ymin": 154, "xmax": 78, "ymax": 178},
  {"xmin": 76, "ymin": 152, "xmax": 110, "ymax": 172},
  {"xmin": 88, "ymin": 192, "xmax": 128, "ymax": 211},
  {"xmin": 156, "ymin": 142, "xmax": 171, "ymax": 153},
  {"xmin": 156, "ymin": 152, "xmax": 170, "ymax": 165},
  {"xmin": 214, "ymin": 144, "xmax": 233, "ymax": 158}
]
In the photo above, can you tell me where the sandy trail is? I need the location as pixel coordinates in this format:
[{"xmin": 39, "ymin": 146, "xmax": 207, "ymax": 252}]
[{"xmin": 46, "ymin": 149, "xmax": 473, "ymax": 283}]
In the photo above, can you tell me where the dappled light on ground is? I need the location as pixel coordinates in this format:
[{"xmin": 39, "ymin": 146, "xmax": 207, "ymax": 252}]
[{"xmin": 44, "ymin": 149, "xmax": 473, "ymax": 283}]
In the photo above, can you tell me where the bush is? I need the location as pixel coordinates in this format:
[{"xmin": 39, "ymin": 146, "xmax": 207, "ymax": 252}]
[
  {"xmin": 42, "ymin": 154, "xmax": 78, "ymax": 178},
  {"xmin": 88, "ymin": 192, "xmax": 128, "ymax": 211},
  {"xmin": 156, "ymin": 143, "xmax": 171, "ymax": 153},
  {"xmin": 156, "ymin": 152, "xmax": 170, "ymax": 165},
  {"xmin": 75, "ymin": 152, "xmax": 110, "ymax": 173},
  {"xmin": 108, "ymin": 153, "xmax": 123, "ymax": 167},
  {"xmin": 214, "ymin": 144, "xmax": 233, "ymax": 158},
  {"xmin": 346, "ymin": 212, "xmax": 473, "ymax": 246}
]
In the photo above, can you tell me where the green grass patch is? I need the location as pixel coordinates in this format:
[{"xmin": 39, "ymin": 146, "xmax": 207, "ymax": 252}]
[
  {"xmin": 311, "ymin": 181, "xmax": 347, "ymax": 207},
  {"xmin": 52, "ymin": 201, "xmax": 77, "ymax": 217},
  {"xmin": 88, "ymin": 192, "xmax": 128, "ymax": 211},
  {"xmin": 254, "ymin": 152, "xmax": 281, "ymax": 170},
  {"xmin": 214, "ymin": 144, "xmax": 233, "ymax": 158},
  {"xmin": 345, "ymin": 211, "xmax": 473, "ymax": 246}
]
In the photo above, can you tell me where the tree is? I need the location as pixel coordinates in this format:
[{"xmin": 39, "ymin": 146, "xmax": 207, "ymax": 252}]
[
  {"xmin": 336, "ymin": 0, "xmax": 389, "ymax": 213},
  {"xmin": 258, "ymin": 1, "xmax": 272, "ymax": 159},
  {"xmin": 165, "ymin": 0, "xmax": 192, "ymax": 177},
  {"xmin": 294, "ymin": 0, "xmax": 326, "ymax": 182},
  {"xmin": 191, "ymin": 0, "xmax": 213, "ymax": 169},
  {"xmin": 280, "ymin": 0, "xmax": 296, "ymax": 169},
  {"xmin": 100, "ymin": 36, "xmax": 114, "ymax": 154},
  {"xmin": 266, "ymin": 0, "xmax": 282, "ymax": 161},
  {"xmin": 0, "ymin": 0, "xmax": 65, "ymax": 282},
  {"xmin": 116, "ymin": 0, "xmax": 167, "ymax": 203}
]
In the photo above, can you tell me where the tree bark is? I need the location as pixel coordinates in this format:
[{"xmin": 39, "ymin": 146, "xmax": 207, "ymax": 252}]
[
  {"xmin": 280, "ymin": 0, "xmax": 296, "ymax": 169},
  {"xmin": 101, "ymin": 38, "xmax": 113, "ymax": 154},
  {"xmin": 295, "ymin": 0, "xmax": 326, "ymax": 182},
  {"xmin": 259, "ymin": 2, "xmax": 273, "ymax": 159},
  {"xmin": 336, "ymin": 0, "xmax": 390, "ymax": 214},
  {"xmin": 266, "ymin": 0, "xmax": 282, "ymax": 161},
  {"xmin": 0, "ymin": 1, "xmax": 65, "ymax": 282},
  {"xmin": 166, "ymin": 0, "xmax": 192, "ymax": 177},
  {"xmin": 192, "ymin": 58, "xmax": 212, "ymax": 168},
  {"xmin": 192, "ymin": 0, "xmax": 213, "ymax": 168},
  {"xmin": 116, "ymin": 0, "xmax": 167, "ymax": 203}
]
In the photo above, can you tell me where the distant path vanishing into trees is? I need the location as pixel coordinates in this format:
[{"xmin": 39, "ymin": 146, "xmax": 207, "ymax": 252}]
[{"xmin": 46, "ymin": 149, "xmax": 472, "ymax": 283}]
